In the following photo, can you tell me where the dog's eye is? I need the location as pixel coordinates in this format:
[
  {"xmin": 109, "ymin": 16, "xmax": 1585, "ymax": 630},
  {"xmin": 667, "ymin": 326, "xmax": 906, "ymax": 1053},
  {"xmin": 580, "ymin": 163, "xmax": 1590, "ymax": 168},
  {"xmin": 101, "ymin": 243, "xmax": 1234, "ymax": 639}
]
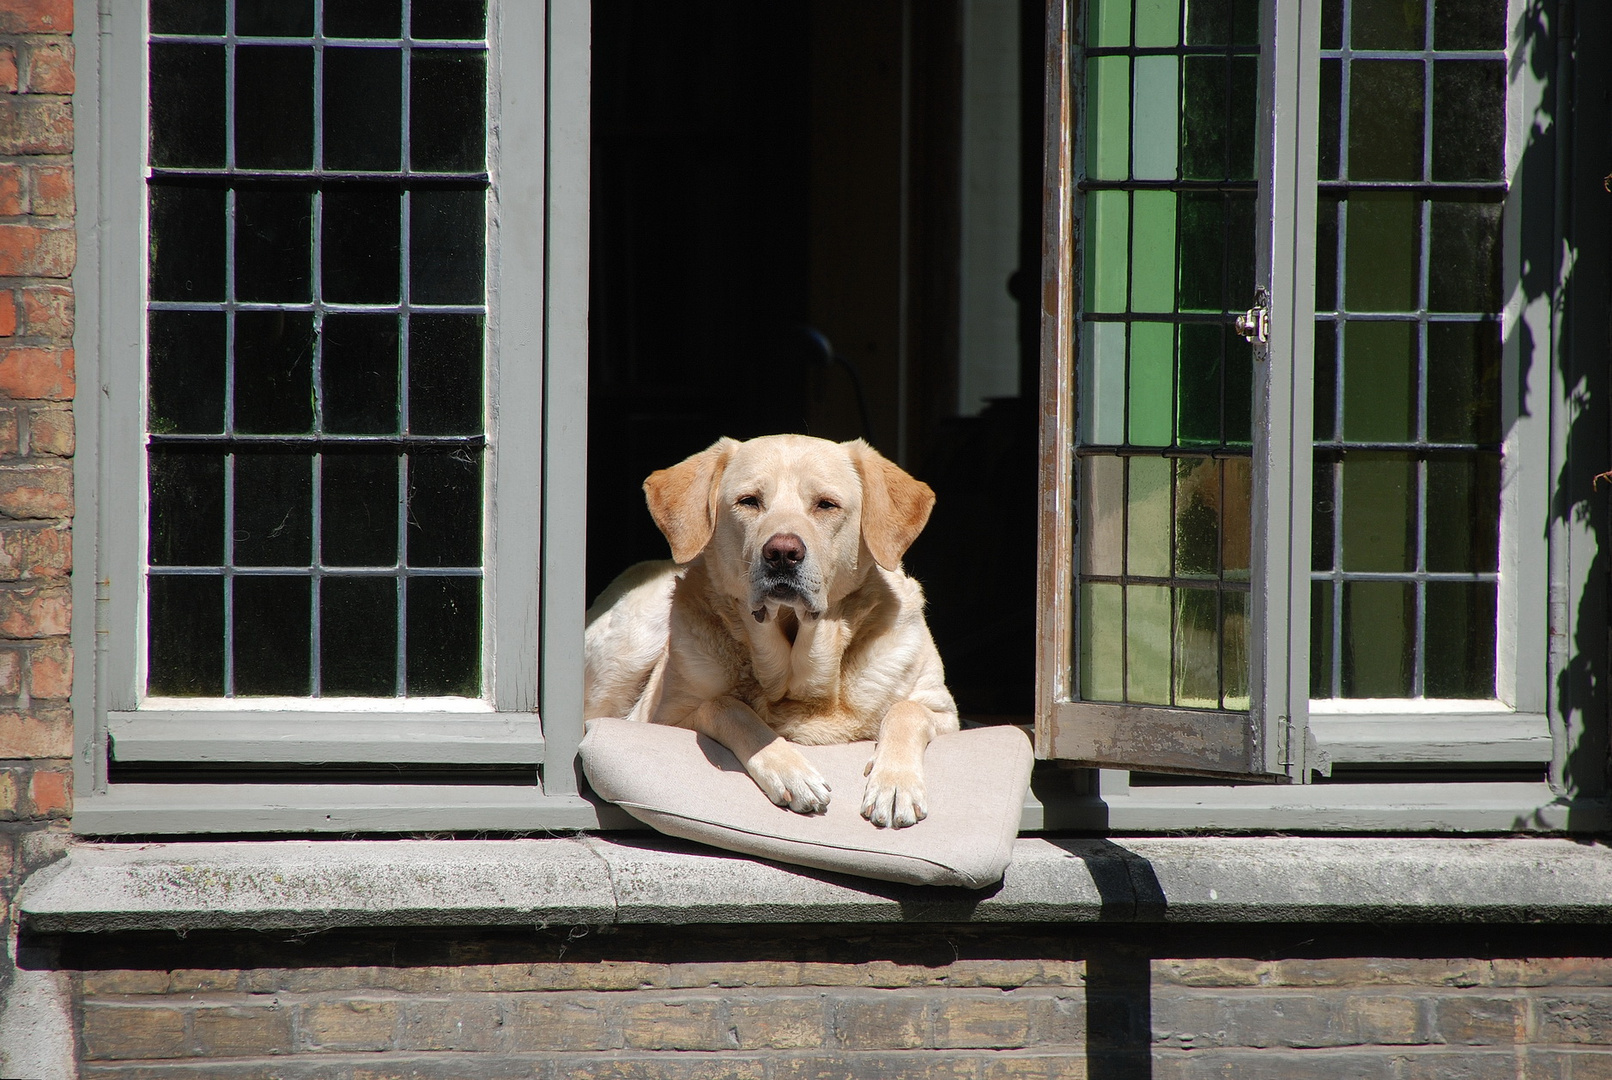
[
  {"xmin": 816, "ymin": 499, "xmax": 840, "ymax": 511},
  {"xmin": 737, "ymin": 495, "xmax": 761, "ymax": 509}
]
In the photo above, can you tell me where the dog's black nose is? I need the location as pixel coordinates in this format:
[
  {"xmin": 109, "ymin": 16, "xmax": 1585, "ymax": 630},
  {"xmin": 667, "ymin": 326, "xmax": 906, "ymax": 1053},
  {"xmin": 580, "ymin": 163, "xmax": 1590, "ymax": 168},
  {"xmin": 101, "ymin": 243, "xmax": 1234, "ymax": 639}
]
[{"xmin": 763, "ymin": 533, "xmax": 806, "ymax": 568}]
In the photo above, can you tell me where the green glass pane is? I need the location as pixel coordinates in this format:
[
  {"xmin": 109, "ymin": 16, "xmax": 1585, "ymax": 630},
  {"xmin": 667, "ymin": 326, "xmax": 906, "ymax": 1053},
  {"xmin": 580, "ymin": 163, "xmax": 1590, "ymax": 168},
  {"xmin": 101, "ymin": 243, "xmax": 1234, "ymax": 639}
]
[
  {"xmin": 233, "ymin": 452, "xmax": 312, "ymax": 567},
  {"xmin": 1432, "ymin": 60, "xmax": 1505, "ymax": 182},
  {"xmin": 1130, "ymin": 191, "xmax": 1178, "ymax": 311},
  {"xmin": 1127, "ymin": 584, "xmax": 1172, "ymax": 704},
  {"xmin": 1174, "ymin": 586, "xmax": 1219, "ymax": 707},
  {"xmin": 1084, "ymin": 190, "xmax": 1129, "ymax": 312},
  {"xmin": 1222, "ymin": 456, "xmax": 1251, "ymax": 579},
  {"xmin": 1426, "ymin": 453, "xmax": 1500, "ymax": 573},
  {"xmin": 1080, "ymin": 321, "xmax": 1127, "ymax": 444},
  {"xmin": 1315, "ymin": 194, "xmax": 1340, "ymax": 311},
  {"xmin": 1079, "ymin": 582, "xmax": 1125, "ymax": 702},
  {"xmin": 1352, "ymin": 0, "xmax": 1425, "ymax": 49},
  {"xmin": 1424, "ymin": 582, "xmax": 1497, "ymax": 698},
  {"xmin": 1314, "ymin": 319, "xmax": 1338, "ymax": 441},
  {"xmin": 1341, "ymin": 580, "xmax": 1414, "ymax": 697},
  {"xmin": 1223, "ymin": 331, "xmax": 1253, "ymax": 446},
  {"xmin": 1434, "ymin": 0, "xmax": 1506, "ymax": 50},
  {"xmin": 1310, "ymin": 580, "xmax": 1335, "ymax": 697},
  {"xmin": 150, "ymin": 449, "xmax": 224, "ymax": 566},
  {"xmin": 1348, "ymin": 60, "xmax": 1425, "ymax": 181},
  {"xmin": 1230, "ymin": 0, "xmax": 1257, "ymax": 44},
  {"xmin": 1135, "ymin": 0, "xmax": 1180, "ymax": 46},
  {"xmin": 1221, "ymin": 588, "xmax": 1250, "ymax": 709},
  {"xmin": 1174, "ymin": 457, "xmax": 1218, "ymax": 578},
  {"xmin": 1177, "ymin": 323, "xmax": 1222, "ymax": 446},
  {"xmin": 1132, "ymin": 56, "xmax": 1180, "ymax": 180},
  {"xmin": 1176, "ymin": 192, "xmax": 1224, "ymax": 312},
  {"xmin": 1087, "ymin": 56, "xmax": 1132, "ymax": 181},
  {"xmin": 149, "ymin": 311, "xmax": 226, "ymax": 435},
  {"xmin": 1342, "ymin": 320, "xmax": 1416, "ymax": 442},
  {"xmin": 1089, "ymin": 0, "xmax": 1132, "ymax": 47},
  {"xmin": 1344, "ymin": 192, "xmax": 1420, "ymax": 312},
  {"xmin": 1127, "ymin": 455, "xmax": 1172, "ymax": 577},
  {"xmin": 1321, "ymin": 0, "xmax": 1343, "ymax": 47},
  {"xmin": 1225, "ymin": 193, "xmax": 1255, "ymax": 307},
  {"xmin": 149, "ymin": 575, "xmax": 225, "ymax": 696},
  {"xmin": 1227, "ymin": 56, "xmax": 1258, "ymax": 181},
  {"xmin": 1080, "ymin": 454, "xmax": 1125, "ymax": 576},
  {"xmin": 1319, "ymin": 58, "xmax": 1341, "ymax": 180},
  {"xmin": 1427, "ymin": 321, "xmax": 1501, "ymax": 443},
  {"xmin": 233, "ymin": 575, "xmax": 312, "ymax": 696},
  {"xmin": 1179, "ymin": 56, "xmax": 1226, "ymax": 181},
  {"xmin": 1428, "ymin": 197, "xmax": 1503, "ymax": 313},
  {"xmin": 1340, "ymin": 451, "xmax": 1416, "ymax": 572},
  {"xmin": 1185, "ymin": 0, "xmax": 1227, "ymax": 44},
  {"xmin": 1312, "ymin": 454, "xmax": 1337, "ymax": 571},
  {"xmin": 1185, "ymin": 0, "xmax": 1256, "ymax": 45},
  {"xmin": 1128, "ymin": 322, "xmax": 1174, "ymax": 446}
]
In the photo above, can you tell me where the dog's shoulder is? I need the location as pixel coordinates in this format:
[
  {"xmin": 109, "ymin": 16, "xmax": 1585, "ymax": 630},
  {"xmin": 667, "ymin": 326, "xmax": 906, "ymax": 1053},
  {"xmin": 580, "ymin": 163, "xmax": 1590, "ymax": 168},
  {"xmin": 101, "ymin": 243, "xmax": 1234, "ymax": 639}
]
[
  {"xmin": 583, "ymin": 560, "xmax": 682, "ymax": 720},
  {"xmin": 840, "ymin": 563, "xmax": 928, "ymax": 640},
  {"xmin": 839, "ymin": 565, "xmax": 956, "ymax": 721}
]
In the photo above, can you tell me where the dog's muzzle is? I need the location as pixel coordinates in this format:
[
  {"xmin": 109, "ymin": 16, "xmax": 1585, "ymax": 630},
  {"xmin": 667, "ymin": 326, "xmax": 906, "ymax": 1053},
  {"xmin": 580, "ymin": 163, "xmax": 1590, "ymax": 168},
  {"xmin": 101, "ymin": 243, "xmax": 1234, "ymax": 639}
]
[
  {"xmin": 750, "ymin": 573, "xmax": 823, "ymax": 622},
  {"xmin": 750, "ymin": 533, "xmax": 824, "ymax": 621}
]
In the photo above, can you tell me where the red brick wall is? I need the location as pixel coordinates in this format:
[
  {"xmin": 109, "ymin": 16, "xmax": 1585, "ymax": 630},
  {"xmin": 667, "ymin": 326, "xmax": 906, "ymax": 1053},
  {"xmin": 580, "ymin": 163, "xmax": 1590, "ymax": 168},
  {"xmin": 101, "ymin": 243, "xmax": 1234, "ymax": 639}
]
[{"xmin": 0, "ymin": 0, "xmax": 75, "ymax": 958}]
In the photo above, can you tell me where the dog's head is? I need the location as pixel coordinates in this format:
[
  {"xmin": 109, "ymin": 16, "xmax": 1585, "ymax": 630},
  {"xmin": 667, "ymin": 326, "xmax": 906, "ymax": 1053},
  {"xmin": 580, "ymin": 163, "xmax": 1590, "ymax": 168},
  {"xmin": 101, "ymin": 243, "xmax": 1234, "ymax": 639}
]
[{"xmin": 643, "ymin": 434, "xmax": 934, "ymax": 621}]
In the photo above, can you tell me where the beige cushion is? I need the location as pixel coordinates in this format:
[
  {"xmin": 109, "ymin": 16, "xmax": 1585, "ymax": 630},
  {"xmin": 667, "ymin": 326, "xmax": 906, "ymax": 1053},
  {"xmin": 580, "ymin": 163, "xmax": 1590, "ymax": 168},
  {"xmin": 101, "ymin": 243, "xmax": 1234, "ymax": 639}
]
[{"xmin": 579, "ymin": 718, "xmax": 1032, "ymax": 888}]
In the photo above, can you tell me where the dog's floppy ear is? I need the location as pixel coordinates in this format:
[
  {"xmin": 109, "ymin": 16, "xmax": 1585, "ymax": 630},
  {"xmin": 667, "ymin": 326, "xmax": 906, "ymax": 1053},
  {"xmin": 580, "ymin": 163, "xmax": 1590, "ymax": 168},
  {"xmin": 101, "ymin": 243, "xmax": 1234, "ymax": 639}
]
[
  {"xmin": 643, "ymin": 438, "xmax": 738, "ymax": 564},
  {"xmin": 845, "ymin": 439, "xmax": 935, "ymax": 571}
]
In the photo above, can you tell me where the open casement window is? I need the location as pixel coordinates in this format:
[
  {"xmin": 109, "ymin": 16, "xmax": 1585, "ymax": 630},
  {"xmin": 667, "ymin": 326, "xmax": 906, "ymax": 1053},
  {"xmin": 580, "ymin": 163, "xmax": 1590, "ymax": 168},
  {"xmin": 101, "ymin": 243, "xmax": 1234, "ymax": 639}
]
[
  {"xmin": 1039, "ymin": 0, "xmax": 1316, "ymax": 780},
  {"xmin": 1037, "ymin": 0, "xmax": 1568, "ymax": 786},
  {"xmin": 72, "ymin": 0, "xmax": 595, "ymax": 833}
]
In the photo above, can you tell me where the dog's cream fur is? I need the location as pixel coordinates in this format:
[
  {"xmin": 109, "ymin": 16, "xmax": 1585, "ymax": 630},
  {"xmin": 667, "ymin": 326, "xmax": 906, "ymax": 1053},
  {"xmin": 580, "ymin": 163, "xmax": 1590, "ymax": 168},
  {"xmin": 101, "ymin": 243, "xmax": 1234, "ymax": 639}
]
[{"xmin": 584, "ymin": 434, "xmax": 959, "ymax": 828}]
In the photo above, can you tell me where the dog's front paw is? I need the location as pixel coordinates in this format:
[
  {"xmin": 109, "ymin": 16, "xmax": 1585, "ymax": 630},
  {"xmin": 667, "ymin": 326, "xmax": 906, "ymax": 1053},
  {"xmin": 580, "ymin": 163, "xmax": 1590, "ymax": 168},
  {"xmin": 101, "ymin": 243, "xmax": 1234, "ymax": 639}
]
[
  {"xmin": 860, "ymin": 754, "xmax": 927, "ymax": 829},
  {"xmin": 746, "ymin": 739, "xmax": 831, "ymax": 814}
]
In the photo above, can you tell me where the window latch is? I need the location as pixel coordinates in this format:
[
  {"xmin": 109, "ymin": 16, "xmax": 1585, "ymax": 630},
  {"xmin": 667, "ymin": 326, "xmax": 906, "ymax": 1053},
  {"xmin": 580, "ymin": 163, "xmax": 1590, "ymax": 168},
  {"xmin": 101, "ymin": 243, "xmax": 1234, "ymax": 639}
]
[{"xmin": 1235, "ymin": 288, "xmax": 1270, "ymax": 347}]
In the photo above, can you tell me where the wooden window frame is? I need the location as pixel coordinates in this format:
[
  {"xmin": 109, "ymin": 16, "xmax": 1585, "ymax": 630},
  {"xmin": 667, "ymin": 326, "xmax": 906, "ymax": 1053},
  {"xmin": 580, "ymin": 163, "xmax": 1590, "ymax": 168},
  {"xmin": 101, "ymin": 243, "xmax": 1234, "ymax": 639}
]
[{"xmin": 1037, "ymin": 0, "xmax": 1319, "ymax": 781}]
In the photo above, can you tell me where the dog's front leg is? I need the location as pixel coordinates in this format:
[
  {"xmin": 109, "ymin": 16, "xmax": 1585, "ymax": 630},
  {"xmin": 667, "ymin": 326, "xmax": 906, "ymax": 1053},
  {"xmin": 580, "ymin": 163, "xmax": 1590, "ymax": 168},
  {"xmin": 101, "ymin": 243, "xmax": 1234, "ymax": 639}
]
[
  {"xmin": 861, "ymin": 700, "xmax": 942, "ymax": 828},
  {"xmin": 688, "ymin": 695, "xmax": 831, "ymax": 814}
]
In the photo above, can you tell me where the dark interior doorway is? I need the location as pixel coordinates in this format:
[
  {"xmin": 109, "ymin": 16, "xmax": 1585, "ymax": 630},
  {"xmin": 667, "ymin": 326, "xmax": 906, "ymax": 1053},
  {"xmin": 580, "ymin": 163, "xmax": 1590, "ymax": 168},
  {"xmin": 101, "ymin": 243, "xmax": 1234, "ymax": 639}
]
[{"xmin": 588, "ymin": 0, "xmax": 1044, "ymax": 719}]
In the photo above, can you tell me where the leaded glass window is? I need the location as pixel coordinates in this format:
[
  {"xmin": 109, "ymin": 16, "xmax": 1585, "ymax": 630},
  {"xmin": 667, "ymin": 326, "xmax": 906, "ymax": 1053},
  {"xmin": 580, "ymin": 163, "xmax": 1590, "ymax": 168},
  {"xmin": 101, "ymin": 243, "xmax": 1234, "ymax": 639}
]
[
  {"xmin": 1074, "ymin": 0, "xmax": 1260, "ymax": 713},
  {"xmin": 144, "ymin": 0, "xmax": 489, "ymax": 699},
  {"xmin": 1309, "ymin": 0, "xmax": 1506, "ymax": 699}
]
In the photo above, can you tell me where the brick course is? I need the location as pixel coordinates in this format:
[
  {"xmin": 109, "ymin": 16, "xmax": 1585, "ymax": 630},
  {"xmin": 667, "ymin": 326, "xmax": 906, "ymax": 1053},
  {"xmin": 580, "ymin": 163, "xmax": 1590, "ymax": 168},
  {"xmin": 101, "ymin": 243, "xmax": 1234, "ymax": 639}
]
[
  {"xmin": 0, "ymin": 0, "xmax": 71, "ymax": 34},
  {"xmin": 64, "ymin": 938, "xmax": 1612, "ymax": 1078}
]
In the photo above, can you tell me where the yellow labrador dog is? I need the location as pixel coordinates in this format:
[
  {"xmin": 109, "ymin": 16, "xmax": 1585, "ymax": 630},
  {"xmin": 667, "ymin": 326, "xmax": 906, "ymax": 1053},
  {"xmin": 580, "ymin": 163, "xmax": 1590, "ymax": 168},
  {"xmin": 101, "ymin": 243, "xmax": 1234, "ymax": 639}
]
[{"xmin": 584, "ymin": 434, "xmax": 959, "ymax": 828}]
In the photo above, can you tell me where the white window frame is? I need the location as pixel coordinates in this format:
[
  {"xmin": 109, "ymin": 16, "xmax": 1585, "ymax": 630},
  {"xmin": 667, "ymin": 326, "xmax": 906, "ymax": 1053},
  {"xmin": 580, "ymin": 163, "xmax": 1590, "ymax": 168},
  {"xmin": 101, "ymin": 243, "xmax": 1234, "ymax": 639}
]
[
  {"xmin": 71, "ymin": 0, "xmax": 599, "ymax": 833},
  {"xmin": 1029, "ymin": 0, "xmax": 1610, "ymax": 831}
]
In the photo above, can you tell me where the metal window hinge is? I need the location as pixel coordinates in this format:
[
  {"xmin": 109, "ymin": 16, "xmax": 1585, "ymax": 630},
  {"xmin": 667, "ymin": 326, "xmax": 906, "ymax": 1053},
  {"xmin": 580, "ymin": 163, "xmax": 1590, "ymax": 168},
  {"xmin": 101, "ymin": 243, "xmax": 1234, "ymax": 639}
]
[{"xmin": 1235, "ymin": 288, "xmax": 1271, "ymax": 347}]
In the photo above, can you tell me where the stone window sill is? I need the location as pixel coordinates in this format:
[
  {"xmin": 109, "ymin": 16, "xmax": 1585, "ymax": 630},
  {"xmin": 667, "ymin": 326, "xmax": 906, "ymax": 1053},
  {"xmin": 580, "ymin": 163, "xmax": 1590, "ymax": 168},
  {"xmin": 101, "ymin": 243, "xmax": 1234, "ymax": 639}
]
[{"xmin": 17, "ymin": 835, "xmax": 1612, "ymax": 932}]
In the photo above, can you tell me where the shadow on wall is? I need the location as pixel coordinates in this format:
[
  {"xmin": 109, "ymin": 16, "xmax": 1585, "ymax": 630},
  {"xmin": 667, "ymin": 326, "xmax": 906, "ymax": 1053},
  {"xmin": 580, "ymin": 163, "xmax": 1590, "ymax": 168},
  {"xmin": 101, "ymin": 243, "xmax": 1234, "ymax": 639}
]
[
  {"xmin": 1515, "ymin": 0, "xmax": 1612, "ymax": 826},
  {"xmin": 1058, "ymin": 839, "xmax": 1166, "ymax": 1080}
]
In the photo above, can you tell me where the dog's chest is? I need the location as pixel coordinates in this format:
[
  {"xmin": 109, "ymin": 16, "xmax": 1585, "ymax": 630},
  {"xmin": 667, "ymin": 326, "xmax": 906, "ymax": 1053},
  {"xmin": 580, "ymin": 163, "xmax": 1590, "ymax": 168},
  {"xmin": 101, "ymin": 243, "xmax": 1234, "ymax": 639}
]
[
  {"xmin": 673, "ymin": 579, "xmax": 896, "ymax": 740},
  {"xmin": 741, "ymin": 611, "xmax": 838, "ymax": 699},
  {"xmin": 743, "ymin": 617, "xmax": 892, "ymax": 741}
]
